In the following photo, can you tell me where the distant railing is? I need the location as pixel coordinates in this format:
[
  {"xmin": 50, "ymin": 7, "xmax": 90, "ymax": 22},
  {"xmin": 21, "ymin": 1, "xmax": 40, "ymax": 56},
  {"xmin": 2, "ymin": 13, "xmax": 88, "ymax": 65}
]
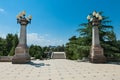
[
  {"xmin": 107, "ymin": 57, "xmax": 120, "ymax": 62},
  {"xmin": 0, "ymin": 56, "xmax": 13, "ymax": 62}
]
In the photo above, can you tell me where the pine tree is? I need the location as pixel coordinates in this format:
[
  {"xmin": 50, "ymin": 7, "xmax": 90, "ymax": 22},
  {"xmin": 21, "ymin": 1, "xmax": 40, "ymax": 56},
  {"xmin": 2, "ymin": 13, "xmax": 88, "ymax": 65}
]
[{"xmin": 66, "ymin": 11, "xmax": 119, "ymax": 60}]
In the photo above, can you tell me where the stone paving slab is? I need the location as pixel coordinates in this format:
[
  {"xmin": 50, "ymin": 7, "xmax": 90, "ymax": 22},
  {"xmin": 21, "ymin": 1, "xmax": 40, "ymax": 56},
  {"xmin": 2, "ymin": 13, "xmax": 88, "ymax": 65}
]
[{"xmin": 0, "ymin": 59, "xmax": 120, "ymax": 80}]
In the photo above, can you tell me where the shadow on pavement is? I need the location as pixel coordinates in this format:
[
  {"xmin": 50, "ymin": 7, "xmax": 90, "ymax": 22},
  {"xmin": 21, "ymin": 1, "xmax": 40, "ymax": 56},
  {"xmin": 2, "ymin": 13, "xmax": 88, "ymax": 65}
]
[
  {"xmin": 106, "ymin": 62, "xmax": 120, "ymax": 65},
  {"xmin": 27, "ymin": 61, "xmax": 50, "ymax": 67},
  {"xmin": 77, "ymin": 59, "xmax": 120, "ymax": 65}
]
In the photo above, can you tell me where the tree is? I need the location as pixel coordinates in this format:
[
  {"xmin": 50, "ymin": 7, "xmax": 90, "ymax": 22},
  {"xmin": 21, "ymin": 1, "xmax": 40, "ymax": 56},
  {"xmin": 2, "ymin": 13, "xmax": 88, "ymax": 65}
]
[
  {"xmin": 9, "ymin": 47, "xmax": 15, "ymax": 56},
  {"xmin": 53, "ymin": 45, "xmax": 65, "ymax": 52},
  {"xmin": 0, "ymin": 37, "xmax": 8, "ymax": 56},
  {"xmin": 6, "ymin": 34, "xmax": 14, "ymax": 54},
  {"xmin": 8, "ymin": 34, "xmax": 18, "ymax": 56},
  {"xmin": 65, "ymin": 36, "xmax": 79, "ymax": 60},
  {"xmin": 0, "ymin": 34, "xmax": 18, "ymax": 56},
  {"xmin": 29, "ymin": 45, "xmax": 43, "ymax": 59}
]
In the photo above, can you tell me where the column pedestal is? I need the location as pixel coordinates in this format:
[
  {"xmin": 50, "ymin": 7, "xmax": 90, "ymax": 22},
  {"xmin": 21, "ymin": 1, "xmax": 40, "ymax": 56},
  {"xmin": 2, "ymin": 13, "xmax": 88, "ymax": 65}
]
[
  {"xmin": 12, "ymin": 44, "xmax": 30, "ymax": 64},
  {"xmin": 90, "ymin": 46, "xmax": 106, "ymax": 63}
]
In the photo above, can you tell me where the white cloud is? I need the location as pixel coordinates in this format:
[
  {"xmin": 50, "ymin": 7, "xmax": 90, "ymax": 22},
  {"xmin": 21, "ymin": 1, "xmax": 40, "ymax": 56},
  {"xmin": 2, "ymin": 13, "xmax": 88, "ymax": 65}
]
[
  {"xmin": 0, "ymin": 33, "xmax": 6, "ymax": 38},
  {"xmin": 0, "ymin": 32, "xmax": 65, "ymax": 46},
  {"xmin": 0, "ymin": 8, "xmax": 5, "ymax": 13},
  {"xmin": 27, "ymin": 33, "xmax": 65, "ymax": 46}
]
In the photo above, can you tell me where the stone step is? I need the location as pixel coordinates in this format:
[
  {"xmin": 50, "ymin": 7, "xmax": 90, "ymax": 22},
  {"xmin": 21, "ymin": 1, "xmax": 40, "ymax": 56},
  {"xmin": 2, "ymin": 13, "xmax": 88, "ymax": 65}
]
[{"xmin": 51, "ymin": 52, "xmax": 66, "ymax": 59}]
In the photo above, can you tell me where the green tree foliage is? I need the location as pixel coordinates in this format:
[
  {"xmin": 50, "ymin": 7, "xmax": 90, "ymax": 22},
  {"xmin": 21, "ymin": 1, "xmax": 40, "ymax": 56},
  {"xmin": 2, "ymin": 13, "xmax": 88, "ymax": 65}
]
[
  {"xmin": 0, "ymin": 38, "xmax": 8, "ymax": 56},
  {"xmin": 42, "ymin": 46, "xmax": 50, "ymax": 58},
  {"xmin": 29, "ymin": 45, "xmax": 65, "ymax": 59},
  {"xmin": 0, "ymin": 33, "xmax": 18, "ymax": 56},
  {"xmin": 29, "ymin": 45, "xmax": 43, "ymax": 59},
  {"xmin": 65, "ymin": 36, "xmax": 90, "ymax": 60},
  {"xmin": 50, "ymin": 45, "xmax": 65, "ymax": 52},
  {"xmin": 6, "ymin": 34, "xmax": 14, "ymax": 54},
  {"xmin": 66, "ymin": 12, "xmax": 120, "ymax": 60},
  {"xmin": 7, "ymin": 34, "xmax": 19, "ymax": 56},
  {"xmin": 65, "ymin": 36, "xmax": 78, "ymax": 60},
  {"xmin": 9, "ymin": 47, "xmax": 15, "ymax": 56}
]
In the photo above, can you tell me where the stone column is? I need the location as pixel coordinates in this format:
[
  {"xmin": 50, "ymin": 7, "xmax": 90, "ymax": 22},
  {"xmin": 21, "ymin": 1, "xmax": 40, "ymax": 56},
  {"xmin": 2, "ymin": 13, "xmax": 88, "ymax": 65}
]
[
  {"xmin": 12, "ymin": 19, "xmax": 30, "ymax": 64},
  {"xmin": 87, "ymin": 11, "xmax": 106, "ymax": 63},
  {"xmin": 90, "ymin": 26, "xmax": 106, "ymax": 63},
  {"xmin": 92, "ymin": 26, "xmax": 100, "ymax": 47},
  {"xmin": 19, "ymin": 25, "xmax": 27, "ymax": 46}
]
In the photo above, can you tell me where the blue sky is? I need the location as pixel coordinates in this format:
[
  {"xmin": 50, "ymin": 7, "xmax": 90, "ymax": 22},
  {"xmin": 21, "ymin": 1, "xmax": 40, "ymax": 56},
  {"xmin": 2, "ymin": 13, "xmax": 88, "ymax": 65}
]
[{"xmin": 0, "ymin": 0, "xmax": 120, "ymax": 46}]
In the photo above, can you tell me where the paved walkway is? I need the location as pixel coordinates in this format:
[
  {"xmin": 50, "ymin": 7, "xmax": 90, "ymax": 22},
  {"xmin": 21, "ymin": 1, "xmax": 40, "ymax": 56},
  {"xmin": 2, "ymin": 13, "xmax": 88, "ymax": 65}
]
[{"xmin": 0, "ymin": 59, "xmax": 120, "ymax": 80}]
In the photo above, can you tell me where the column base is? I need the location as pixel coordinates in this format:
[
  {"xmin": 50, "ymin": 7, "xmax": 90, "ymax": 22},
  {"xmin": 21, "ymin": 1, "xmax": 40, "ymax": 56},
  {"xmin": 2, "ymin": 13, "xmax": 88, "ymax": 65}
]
[
  {"xmin": 90, "ymin": 47, "xmax": 106, "ymax": 63},
  {"xmin": 12, "ymin": 45, "xmax": 30, "ymax": 64},
  {"xmin": 90, "ymin": 55, "xmax": 106, "ymax": 63}
]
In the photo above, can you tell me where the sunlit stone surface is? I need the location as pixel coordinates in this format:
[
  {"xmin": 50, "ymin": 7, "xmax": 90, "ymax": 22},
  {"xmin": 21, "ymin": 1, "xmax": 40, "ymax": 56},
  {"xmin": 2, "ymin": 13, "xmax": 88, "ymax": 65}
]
[{"xmin": 0, "ymin": 59, "xmax": 120, "ymax": 80}]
